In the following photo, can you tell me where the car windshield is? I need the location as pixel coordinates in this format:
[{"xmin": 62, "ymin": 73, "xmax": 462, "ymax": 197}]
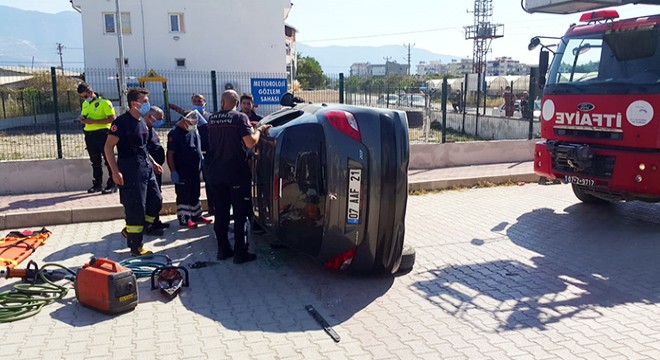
[{"xmin": 546, "ymin": 27, "xmax": 660, "ymax": 94}]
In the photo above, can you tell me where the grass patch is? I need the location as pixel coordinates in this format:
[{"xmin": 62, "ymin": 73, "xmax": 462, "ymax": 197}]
[{"xmin": 409, "ymin": 179, "xmax": 519, "ymax": 196}]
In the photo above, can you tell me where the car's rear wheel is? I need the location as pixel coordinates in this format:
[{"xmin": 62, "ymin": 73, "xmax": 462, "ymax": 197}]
[
  {"xmin": 571, "ymin": 184, "xmax": 609, "ymax": 204},
  {"xmin": 397, "ymin": 244, "xmax": 416, "ymax": 273}
]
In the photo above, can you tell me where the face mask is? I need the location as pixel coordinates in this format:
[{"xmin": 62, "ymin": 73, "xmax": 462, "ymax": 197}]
[
  {"xmin": 153, "ymin": 119, "xmax": 165, "ymax": 128},
  {"xmin": 191, "ymin": 105, "xmax": 205, "ymax": 113},
  {"xmin": 84, "ymin": 97, "xmax": 92, "ymax": 103},
  {"xmin": 137, "ymin": 102, "xmax": 151, "ymax": 117},
  {"xmin": 186, "ymin": 124, "xmax": 198, "ymax": 132}
]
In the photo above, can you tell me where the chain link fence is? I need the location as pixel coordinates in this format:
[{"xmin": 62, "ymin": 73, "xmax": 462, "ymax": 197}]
[{"xmin": 0, "ymin": 66, "xmax": 537, "ymax": 160}]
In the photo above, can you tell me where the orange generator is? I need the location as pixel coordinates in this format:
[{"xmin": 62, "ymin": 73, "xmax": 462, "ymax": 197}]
[{"xmin": 74, "ymin": 258, "xmax": 138, "ymax": 314}]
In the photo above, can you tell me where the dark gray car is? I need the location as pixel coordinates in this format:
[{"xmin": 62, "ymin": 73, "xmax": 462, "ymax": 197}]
[{"xmin": 251, "ymin": 100, "xmax": 411, "ymax": 274}]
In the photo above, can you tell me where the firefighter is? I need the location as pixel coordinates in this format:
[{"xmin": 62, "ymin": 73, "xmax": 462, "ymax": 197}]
[
  {"xmin": 206, "ymin": 90, "xmax": 271, "ymax": 264},
  {"xmin": 167, "ymin": 111, "xmax": 212, "ymax": 228},
  {"xmin": 104, "ymin": 88, "xmax": 163, "ymax": 256},
  {"xmin": 77, "ymin": 83, "xmax": 117, "ymax": 194}
]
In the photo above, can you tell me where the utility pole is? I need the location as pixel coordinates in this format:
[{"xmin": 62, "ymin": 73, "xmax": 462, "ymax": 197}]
[
  {"xmin": 383, "ymin": 56, "xmax": 392, "ymax": 76},
  {"xmin": 56, "ymin": 43, "xmax": 65, "ymax": 76},
  {"xmin": 403, "ymin": 43, "xmax": 415, "ymax": 76},
  {"xmin": 115, "ymin": 0, "xmax": 128, "ymax": 110}
]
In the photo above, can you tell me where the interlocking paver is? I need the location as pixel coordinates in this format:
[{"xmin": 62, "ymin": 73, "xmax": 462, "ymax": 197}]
[{"xmin": 3, "ymin": 183, "xmax": 660, "ymax": 359}]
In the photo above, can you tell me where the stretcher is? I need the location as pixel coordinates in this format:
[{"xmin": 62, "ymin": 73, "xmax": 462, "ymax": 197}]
[{"xmin": 0, "ymin": 227, "xmax": 51, "ymax": 270}]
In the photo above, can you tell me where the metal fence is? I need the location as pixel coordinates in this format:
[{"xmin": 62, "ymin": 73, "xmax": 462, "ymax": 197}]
[{"xmin": 0, "ymin": 66, "xmax": 536, "ymax": 160}]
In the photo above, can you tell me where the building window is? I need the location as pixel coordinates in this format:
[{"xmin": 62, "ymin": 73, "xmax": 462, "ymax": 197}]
[
  {"xmin": 104, "ymin": 12, "xmax": 131, "ymax": 34},
  {"xmin": 175, "ymin": 58, "xmax": 186, "ymax": 68},
  {"xmin": 169, "ymin": 13, "xmax": 184, "ymax": 33}
]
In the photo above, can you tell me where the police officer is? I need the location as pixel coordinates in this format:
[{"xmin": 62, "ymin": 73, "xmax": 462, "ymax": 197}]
[
  {"xmin": 104, "ymin": 88, "xmax": 163, "ymax": 256},
  {"xmin": 206, "ymin": 90, "xmax": 271, "ymax": 264},
  {"xmin": 77, "ymin": 83, "xmax": 117, "ymax": 194},
  {"xmin": 144, "ymin": 106, "xmax": 169, "ymax": 231}
]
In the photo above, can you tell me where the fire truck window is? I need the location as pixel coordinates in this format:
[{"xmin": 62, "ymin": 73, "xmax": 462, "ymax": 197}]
[{"xmin": 604, "ymin": 29, "xmax": 657, "ymax": 61}]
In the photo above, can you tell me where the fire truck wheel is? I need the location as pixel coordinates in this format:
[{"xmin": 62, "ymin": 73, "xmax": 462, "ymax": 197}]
[{"xmin": 571, "ymin": 184, "xmax": 609, "ymax": 204}]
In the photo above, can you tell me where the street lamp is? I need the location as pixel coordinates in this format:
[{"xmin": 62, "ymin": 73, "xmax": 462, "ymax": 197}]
[{"xmin": 115, "ymin": 0, "xmax": 128, "ymax": 110}]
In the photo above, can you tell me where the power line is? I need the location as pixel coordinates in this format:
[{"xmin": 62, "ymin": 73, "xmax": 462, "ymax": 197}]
[{"xmin": 303, "ymin": 26, "xmax": 462, "ymax": 43}]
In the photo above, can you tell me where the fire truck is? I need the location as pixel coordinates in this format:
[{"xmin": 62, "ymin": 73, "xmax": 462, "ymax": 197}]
[{"xmin": 525, "ymin": 0, "xmax": 660, "ymax": 203}]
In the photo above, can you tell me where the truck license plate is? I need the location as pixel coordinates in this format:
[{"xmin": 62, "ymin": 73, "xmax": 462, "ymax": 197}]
[
  {"xmin": 347, "ymin": 169, "xmax": 361, "ymax": 224},
  {"xmin": 565, "ymin": 175, "xmax": 594, "ymax": 187}
]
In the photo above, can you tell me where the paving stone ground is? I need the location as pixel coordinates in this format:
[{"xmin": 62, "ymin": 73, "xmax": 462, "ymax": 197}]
[{"xmin": 2, "ymin": 183, "xmax": 660, "ymax": 359}]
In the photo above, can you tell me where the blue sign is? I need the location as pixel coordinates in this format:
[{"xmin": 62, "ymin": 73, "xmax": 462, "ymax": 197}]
[{"xmin": 250, "ymin": 78, "xmax": 288, "ymax": 105}]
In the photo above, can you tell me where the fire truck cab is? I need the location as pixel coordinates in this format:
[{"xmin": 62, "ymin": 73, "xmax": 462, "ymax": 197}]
[{"xmin": 527, "ymin": 1, "xmax": 660, "ymax": 202}]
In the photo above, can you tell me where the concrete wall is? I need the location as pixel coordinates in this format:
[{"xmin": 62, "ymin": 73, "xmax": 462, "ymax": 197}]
[
  {"xmin": 409, "ymin": 140, "xmax": 536, "ymax": 169},
  {"xmin": 0, "ymin": 111, "xmax": 78, "ymax": 130},
  {"xmin": 0, "ymin": 140, "xmax": 536, "ymax": 195},
  {"xmin": 433, "ymin": 111, "xmax": 541, "ymax": 140}
]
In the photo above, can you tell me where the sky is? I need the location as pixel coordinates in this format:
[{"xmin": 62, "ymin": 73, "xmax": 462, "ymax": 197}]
[{"xmin": 2, "ymin": 0, "xmax": 659, "ymax": 66}]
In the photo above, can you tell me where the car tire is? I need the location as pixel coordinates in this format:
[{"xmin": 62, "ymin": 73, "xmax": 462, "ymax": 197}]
[
  {"xmin": 571, "ymin": 184, "xmax": 609, "ymax": 204},
  {"xmin": 397, "ymin": 244, "xmax": 416, "ymax": 273}
]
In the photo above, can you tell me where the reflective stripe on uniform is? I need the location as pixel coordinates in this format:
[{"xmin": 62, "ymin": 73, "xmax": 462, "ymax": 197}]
[
  {"xmin": 126, "ymin": 225, "xmax": 144, "ymax": 233},
  {"xmin": 144, "ymin": 215, "xmax": 156, "ymax": 224}
]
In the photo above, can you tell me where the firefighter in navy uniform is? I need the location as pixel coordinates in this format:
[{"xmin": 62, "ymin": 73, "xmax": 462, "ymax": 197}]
[
  {"xmin": 104, "ymin": 88, "xmax": 163, "ymax": 256},
  {"xmin": 206, "ymin": 90, "xmax": 271, "ymax": 264},
  {"xmin": 144, "ymin": 106, "xmax": 169, "ymax": 230},
  {"xmin": 167, "ymin": 111, "xmax": 212, "ymax": 228}
]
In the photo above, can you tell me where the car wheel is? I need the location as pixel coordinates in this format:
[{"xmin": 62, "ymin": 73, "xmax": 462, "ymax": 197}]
[
  {"xmin": 571, "ymin": 184, "xmax": 609, "ymax": 204},
  {"xmin": 397, "ymin": 244, "xmax": 416, "ymax": 273}
]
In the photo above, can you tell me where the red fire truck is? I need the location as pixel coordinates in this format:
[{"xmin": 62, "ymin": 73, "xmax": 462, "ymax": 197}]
[{"xmin": 526, "ymin": 1, "xmax": 660, "ymax": 202}]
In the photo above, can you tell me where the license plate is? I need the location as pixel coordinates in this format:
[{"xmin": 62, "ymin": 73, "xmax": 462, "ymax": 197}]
[
  {"xmin": 347, "ymin": 169, "xmax": 361, "ymax": 224},
  {"xmin": 565, "ymin": 175, "xmax": 595, "ymax": 187}
]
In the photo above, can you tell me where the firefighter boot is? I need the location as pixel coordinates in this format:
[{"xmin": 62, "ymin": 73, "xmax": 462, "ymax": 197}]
[
  {"xmin": 232, "ymin": 242, "xmax": 256, "ymax": 264},
  {"xmin": 127, "ymin": 232, "xmax": 153, "ymax": 257},
  {"xmin": 87, "ymin": 181, "xmax": 102, "ymax": 194}
]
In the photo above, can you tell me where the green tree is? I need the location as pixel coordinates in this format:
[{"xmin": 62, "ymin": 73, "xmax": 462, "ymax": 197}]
[{"xmin": 297, "ymin": 54, "xmax": 328, "ymax": 89}]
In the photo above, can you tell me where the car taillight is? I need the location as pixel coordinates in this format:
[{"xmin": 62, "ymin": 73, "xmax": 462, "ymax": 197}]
[
  {"xmin": 323, "ymin": 247, "xmax": 357, "ymax": 271},
  {"xmin": 326, "ymin": 110, "xmax": 361, "ymax": 142}
]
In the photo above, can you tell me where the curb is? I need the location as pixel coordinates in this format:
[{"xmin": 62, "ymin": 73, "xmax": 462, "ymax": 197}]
[{"xmin": 1, "ymin": 175, "xmax": 538, "ymax": 230}]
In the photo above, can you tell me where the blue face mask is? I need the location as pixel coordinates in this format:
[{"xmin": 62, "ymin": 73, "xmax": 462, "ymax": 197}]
[
  {"xmin": 153, "ymin": 119, "xmax": 165, "ymax": 128},
  {"xmin": 138, "ymin": 102, "xmax": 151, "ymax": 117},
  {"xmin": 191, "ymin": 105, "xmax": 205, "ymax": 113}
]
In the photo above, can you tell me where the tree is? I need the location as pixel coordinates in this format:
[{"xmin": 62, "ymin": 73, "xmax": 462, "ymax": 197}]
[{"xmin": 296, "ymin": 54, "xmax": 328, "ymax": 89}]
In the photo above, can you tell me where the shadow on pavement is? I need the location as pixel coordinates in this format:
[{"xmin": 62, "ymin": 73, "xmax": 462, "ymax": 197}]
[
  {"xmin": 35, "ymin": 219, "xmax": 392, "ymax": 332},
  {"xmin": 0, "ymin": 192, "xmax": 90, "ymax": 213},
  {"xmin": 413, "ymin": 201, "xmax": 660, "ymax": 331}
]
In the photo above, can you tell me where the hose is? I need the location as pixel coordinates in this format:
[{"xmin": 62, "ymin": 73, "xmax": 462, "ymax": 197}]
[
  {"xmin": 0, "ymin": 263, "xmax": 76, "ymax": 323},
  {"xmin": 119, "ymin": 254, "xmax": 172, "ymax": 278}
]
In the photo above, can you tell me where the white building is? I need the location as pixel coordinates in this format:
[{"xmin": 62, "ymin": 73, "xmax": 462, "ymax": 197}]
[
  {"xmin": 350, "ymin": 62, "xmax": 370, "ymax": 77},
  {"xmin": 70, "ymin": 0, "xmax": 292, "ymax": 111},
  {"xmin": 486, "ymin": 56, "xmax": 529, "ymax": 76},
  {"xmin": 416, "ymin": 60, "xmax": 448, "ymax": 76},
  {"xmin": 71, "ymin": 0, "xmax": 291, "ymax": 72}
]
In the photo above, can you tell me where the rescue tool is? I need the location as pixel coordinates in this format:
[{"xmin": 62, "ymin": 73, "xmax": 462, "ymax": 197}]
[{"xmin": 150, "ymin": 265, "xmax": 189, "ymax": 300}]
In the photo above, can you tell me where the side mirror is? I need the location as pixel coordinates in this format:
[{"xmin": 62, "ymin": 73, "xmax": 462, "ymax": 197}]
[
  {"xmin": 539, "ymin": 50, "xmax": 549, "ymax": 88},
  {"xmin": 528, "ymin": 37, "xmax": 541, "ymax": 51}
]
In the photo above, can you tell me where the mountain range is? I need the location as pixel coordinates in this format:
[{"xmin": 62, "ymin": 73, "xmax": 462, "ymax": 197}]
[{"xmin": 0, "ymin": 5, "xmax": 459, "ymax": 74}]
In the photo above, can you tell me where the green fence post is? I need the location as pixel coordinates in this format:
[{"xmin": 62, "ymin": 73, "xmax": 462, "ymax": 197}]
[
  {"xmin": 339, "ymin": 73, "xmax": 345, "ymax": 104},
  {"xmin": 211, "ymin": 70, "xmax": 218, "ymax": 112},
  {"xmin": 1, "ymin": 91, "xmax": 5, "ymax": 119},
  {"xmin": 51, "ymin": 67, "xmax": 63, "ymax": 159},
  {"xmin": 442, "ymin": 77, "xmax": 448, "ymax": 144},
  {"xmin": 528, "ymin": 66, "xmax": 539, "ymax": 140}
]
